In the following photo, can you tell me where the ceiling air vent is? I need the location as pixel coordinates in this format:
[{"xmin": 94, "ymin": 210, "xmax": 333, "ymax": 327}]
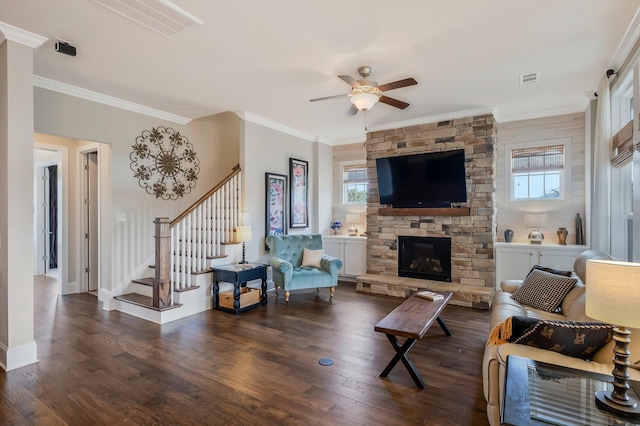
[
  {"xmin": 91, "ymin": 0, "xmax": 203, "ymax": 38},
  {"xmin": 520, "ymin": 72, "xmax": 539, "ymax": 86}
]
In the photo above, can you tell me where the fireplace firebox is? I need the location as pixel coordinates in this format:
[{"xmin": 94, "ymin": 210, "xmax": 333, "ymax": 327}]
[{"xmin": 398, "ymin": 236, "xmax": 451, "ymax": 282}]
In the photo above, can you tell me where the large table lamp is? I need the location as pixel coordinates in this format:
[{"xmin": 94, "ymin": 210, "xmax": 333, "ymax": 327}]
[
  {"xmin": 235, "ymin": 225, "xmax": 252, "ymax": 264},
  {"xmin": 586, "ymin": 259, "xmax": 640, "ymax": 418}
]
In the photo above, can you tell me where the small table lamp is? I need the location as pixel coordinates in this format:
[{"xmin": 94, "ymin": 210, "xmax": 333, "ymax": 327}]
[
  {"xmin": 586, "ymin": 259, "xmax": 640, "ymax": 418},
  {"xmin": 234, "ymin": 225, "xmax": 252, "ymax": 264},
  {"xmin": 524, "ymin": 213, "xmax": 547, "ymax": 244},
  {"xmin": 346, "ymin": 213, "xmax": 360, "ymax": 236}
]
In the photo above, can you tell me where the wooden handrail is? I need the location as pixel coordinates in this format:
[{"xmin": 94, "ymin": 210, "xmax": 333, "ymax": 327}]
[{"xmin": 170, "ymin": 164, "xmax": 241, "ymax": 227}]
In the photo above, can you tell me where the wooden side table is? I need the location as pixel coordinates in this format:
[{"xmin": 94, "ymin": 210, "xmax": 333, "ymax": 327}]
[
  {"xmin": 374, "ymin": 292, "xmax": 452, "ymax": 388},
  {"xmin": 211, "ymin": 263, "xmax": 268, "ymax": 315}
]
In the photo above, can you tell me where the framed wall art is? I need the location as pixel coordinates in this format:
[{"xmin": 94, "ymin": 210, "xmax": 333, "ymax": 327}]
[
  {"xmin": 265, "ymin": 172, "xmax": 288, "ymax": 245},
  {"xmin": 289, "ymin": 158, "xmax": 308, "ymax": 228}
]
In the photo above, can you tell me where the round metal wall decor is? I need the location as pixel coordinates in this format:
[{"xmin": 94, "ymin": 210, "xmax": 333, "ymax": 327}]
[{"xmin": 130, "ymin": 126, "xmax": 200, "ymax": 200}]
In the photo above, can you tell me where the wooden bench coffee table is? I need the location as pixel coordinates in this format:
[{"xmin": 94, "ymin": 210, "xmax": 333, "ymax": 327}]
[{"xmin": 374, "ymin": 291, "xmax": 452, "ymax": 388}]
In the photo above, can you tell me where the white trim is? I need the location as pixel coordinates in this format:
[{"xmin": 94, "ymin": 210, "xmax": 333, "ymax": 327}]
[
  {"xmin": 33, "ymin": 76, "xmax": 192, "ymax": 125},
  {"xmin": 0, "ymin": 21, "xmax": 47, "ymax": 48},
  {"xmin": 339, "ymin": 159, "xmax": 368, "ymax": 207},
  {"xmin": 367, "ymin": 106, "xmax": 495, "ymax": 132},
  {"xmin": 610, "ymin": 7, "xmax": 640, "ymax": 71},
  {"xmin": 504, "ymin": 138, "xmax": 572, "ymax": 204},
  {"xmin": 33, "ymin": 142, "xmax": 70, "ymax": 296},
  {"xmin": 1, "ymin": 340, "xmax": 38, "ymax": 371},
  {"xmin": 237, "ymin": 111, "xmax": 319, "ymax": 142}
]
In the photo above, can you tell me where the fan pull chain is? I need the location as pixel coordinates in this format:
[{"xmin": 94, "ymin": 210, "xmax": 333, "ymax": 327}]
[{"xmin": 363, "ymin": 110, "xmax": 368, "ymax": 145}]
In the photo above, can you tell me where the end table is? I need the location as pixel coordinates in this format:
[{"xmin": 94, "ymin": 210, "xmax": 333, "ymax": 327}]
[{"xmin": 211, "ymin": 263, "xmax": 268, "ymax": 315}]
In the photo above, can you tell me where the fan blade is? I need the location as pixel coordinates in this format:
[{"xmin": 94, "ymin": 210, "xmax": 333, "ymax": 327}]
[
  {"xmin": 347, "ymin": 104, "xmax": 359, "ymax": 115},
  {"xmin": 339, "ymin": 75, "xmax": 361, "ymax": 87},
  {"xmin": 310, "ymin": 93, "xmax": 349, "ymax": 102},
  {"xmin": 379, "ymin": 95, "xmax": 409, "ymax": 109},
  {"xmin": 378, "ymin": 78, "xmax": 417, "ymax": 92}
]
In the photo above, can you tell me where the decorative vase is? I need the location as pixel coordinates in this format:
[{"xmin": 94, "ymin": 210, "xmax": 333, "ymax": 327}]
[
  {"xmin": 557, "ymin": 227, "xmax": 568, "ymax": 245},
  {"xmin": 575, "ymin": 213, "xmax": 584, "ymax": 245},
  {"xmin": 504, "ymin": 229, "xmax": 514, "ymax": 242},
  {"xmin": 330, "ymin": 220, "xmax": 342, "ymax": 235}
]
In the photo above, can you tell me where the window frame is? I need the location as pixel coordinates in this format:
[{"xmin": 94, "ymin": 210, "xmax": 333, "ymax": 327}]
[
  {"xmin": 504, "ymin": 138, "xmax": 572, "ymax": 204},
  {"xmin": 340, "ymin": 160, "xmax": 368, "ymax": 206}
]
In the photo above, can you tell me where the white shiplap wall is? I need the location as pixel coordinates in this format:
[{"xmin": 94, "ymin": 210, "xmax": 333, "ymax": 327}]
[{"xmin": 496, "ymin": 113, "xmax": 586, "ymax": 245}]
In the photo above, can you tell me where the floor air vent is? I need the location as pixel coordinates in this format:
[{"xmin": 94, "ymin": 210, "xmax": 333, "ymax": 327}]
[{"xmin": 91, "ymin": 0, "xmax": 203, "ymax": 38}]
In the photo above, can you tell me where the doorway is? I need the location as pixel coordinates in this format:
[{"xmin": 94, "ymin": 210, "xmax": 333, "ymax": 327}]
[
  {"xmin": 34, "ymin": 149, "xmax": 61, "ymax": 279},
  {"xmin": 83, "ymin": 151, "xmax": 99, "ymax": 294}
]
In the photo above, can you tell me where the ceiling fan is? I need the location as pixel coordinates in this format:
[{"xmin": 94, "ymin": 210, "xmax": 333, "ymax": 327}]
[{"xmin": 310, "ymin": 66, "xmax": 417, "ymax": 115}]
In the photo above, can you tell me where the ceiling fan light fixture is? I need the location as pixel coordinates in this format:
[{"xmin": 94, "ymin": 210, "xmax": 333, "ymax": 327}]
[{"xmin": 350, "ymin": 93, "xmax": 379, "ymax": 111}]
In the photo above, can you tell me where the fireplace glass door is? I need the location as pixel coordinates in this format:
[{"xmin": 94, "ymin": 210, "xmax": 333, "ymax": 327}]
[{"xmin": 398, "ymin": 236, "xmax": 452, "ymax": 282}]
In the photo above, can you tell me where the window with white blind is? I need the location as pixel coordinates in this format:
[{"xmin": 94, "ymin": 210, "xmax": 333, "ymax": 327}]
[
  {"xmin": 506, "ymin": 140, "xmax": 570, "ymax": 202},
  {"xmin": 342, "ymin": 161, "xmax": 367, "ymax": 205}
]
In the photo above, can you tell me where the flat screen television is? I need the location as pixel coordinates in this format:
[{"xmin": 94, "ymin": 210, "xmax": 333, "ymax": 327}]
[{"xmin": 376, "ymin": 149, "xmax": 467, "ymax": 208}]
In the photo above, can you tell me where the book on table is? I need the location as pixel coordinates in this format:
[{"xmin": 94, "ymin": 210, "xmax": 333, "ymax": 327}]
[{"xmin": 416, "ymin": 290, "xmax": 444, "ymax": 301}]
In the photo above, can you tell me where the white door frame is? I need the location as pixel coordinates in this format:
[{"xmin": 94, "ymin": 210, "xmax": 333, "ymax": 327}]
[
  {"xmin": 33, "ymin": 143, "xmax": 69, "ymax": 294},
  {"xmin": 73, "ymin": 141, "xmax": 113, "ymax": 304}
]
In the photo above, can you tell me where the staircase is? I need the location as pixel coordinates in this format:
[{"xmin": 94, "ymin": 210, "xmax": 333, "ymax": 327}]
[{"xmin": 113, "ymin": 165, "xmax": 243, "ymax": 324}]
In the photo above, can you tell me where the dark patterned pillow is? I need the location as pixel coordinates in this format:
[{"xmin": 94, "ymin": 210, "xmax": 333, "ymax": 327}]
[
  {"xmin": 511, "ymin": 269, "xmax": 577, "ymax": 312},
  {"xmin": 513, "ymin": 320, "xmax": 614, "ymax": 360},
  {"xmin": 526, "ymin": 265, "xmax": 573, "ymax": 278}
]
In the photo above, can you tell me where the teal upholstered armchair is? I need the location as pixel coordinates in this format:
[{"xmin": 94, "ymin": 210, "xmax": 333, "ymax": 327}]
[{"xmin": 266, "ymin": 233, "xmax": 343, "ymax": 303}]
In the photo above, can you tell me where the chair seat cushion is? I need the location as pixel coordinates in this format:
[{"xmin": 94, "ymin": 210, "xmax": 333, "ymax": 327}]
[{"xmin": 285, "ymin": 266, "xmax": 334, "ymax": 290}]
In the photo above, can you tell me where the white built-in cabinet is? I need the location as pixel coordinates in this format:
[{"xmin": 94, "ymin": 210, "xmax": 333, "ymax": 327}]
[
  {"xmin": 323, "ymin": 236, "xmax": 367, "ymax": 279},
  {"xmin": 494, "ymin": 242, "xmax": 589, "ymax": 289}
]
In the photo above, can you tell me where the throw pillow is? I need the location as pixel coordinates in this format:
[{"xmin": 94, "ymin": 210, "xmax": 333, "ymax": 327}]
[
  {"xmin": 487, "ymin": 315, "xmax": 540, "ymax": 346},
  {"xmin": 512, "ymin": 320, "xmax": 614, "ymax": 360},
  {"xmin": 511, "ymin": 269, "xmax": 577, "ymax": 312},
  {"xmin": 526, "ymin": 264, "xmax": 573, "ymax": 278},
  {"xmin": 301, "ymin": 248, "xmax": 323, "ymax": 268}
]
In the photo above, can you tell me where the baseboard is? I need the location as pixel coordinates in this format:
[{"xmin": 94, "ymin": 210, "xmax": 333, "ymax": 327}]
[
  {"xmin": 61, "ymin": 280, "xmax": 79, "ymax": 295},
  {"xmin": 0, "ymin": 340, "xmax": 38, "ymax": 371}
]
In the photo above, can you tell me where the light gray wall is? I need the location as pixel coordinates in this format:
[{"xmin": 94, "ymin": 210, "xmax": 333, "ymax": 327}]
[
  {"xmin": 241, "ymin": 120, "xmax": 333, "ymax": 265},
  {"xmin": 34, "ymin": 87, "xmax": 240, "ymax": 292}
]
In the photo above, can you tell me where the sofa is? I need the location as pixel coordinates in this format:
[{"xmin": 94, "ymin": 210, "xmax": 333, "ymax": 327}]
[
  {"xmin": 483, "ymin": 249, "xmax": 640, "ymax": 426},
  {"xmin": 266, "ymin": 233, "xmax": 343, "ymax": 303}
]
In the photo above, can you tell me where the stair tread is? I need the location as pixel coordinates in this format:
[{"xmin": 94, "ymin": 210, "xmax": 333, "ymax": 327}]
[
  {"xmin": 132, "ymin": 277, "xmax": 154, "ymax": 286},
  {"xmin": 174, "ymin": 285, "xmax": 200, "ymax": 293},
  {"xmin": 146, "ymin": 266, "xmax": 215, "ymax": 275},
  {"xmin": 133, "ymin": 277, "xmax": 204, "ymax": 288},
  {"xmin": 114, "ymin": 293, "xmax": 182, "ymax": 311}
]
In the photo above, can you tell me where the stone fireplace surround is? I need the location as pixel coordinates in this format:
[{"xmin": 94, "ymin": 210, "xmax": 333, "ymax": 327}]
[{"xmin": 355, "ymin": 114, "xmax": 497, "ymax": 309}]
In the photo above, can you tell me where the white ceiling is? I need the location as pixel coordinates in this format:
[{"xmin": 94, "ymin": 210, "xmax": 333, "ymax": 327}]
[{"xmin": 1, "ymin": 0, "xmax": 639, "ymax": 145}]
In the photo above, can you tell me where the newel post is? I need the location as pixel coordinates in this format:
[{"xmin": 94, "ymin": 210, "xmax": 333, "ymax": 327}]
[{"xmin": 154, "ymin": 217, "xmax": 171, "ymax": 309}]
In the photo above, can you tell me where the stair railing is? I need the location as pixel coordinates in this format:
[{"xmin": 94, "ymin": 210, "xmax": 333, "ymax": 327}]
[{"xmin": 154, "ymin": 165, "xmax": 242, "ymax": 305}]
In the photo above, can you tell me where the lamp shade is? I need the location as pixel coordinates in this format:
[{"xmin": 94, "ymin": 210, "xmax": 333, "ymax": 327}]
[
  {"xmin": 350, "ymin": 93, "xmax": 379, "ymax": 111},
  {"xmin": 586, "ymin": 259, "xmax": 640, "ymax": 328},
  {"xmin": 235, "ymin": 225, "xmax": 252, "ymax": 243}
]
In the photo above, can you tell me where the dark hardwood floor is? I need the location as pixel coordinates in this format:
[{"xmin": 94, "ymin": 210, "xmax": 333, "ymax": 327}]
[{"xmin": 1, "ymin": 276, "xmax": 491, "ymax": 425}]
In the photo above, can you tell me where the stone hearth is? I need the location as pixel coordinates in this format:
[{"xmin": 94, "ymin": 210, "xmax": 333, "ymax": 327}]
[{"xmin": 359, "ymin": 114, "xmax": 497, "ymax": 308}]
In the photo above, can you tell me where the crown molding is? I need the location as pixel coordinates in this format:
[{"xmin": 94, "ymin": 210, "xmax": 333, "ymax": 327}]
[
  {"xmin": 0, "ymin": 21, "xmax": 48, "ymax": 48},
  {"xmin": 610, "ymin": 7, "xmax": 640, "ymax": 71},
  {"xmin": 237, "ymin": 111, "xmax": 322, "ymax": 143},
  {"xmin": 34, "ymin": 76, "xmax": 191, "ymax": 125},
  {"xmin": 367, "ymin": 106, "xmax": 495, "ymax": 132}
]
